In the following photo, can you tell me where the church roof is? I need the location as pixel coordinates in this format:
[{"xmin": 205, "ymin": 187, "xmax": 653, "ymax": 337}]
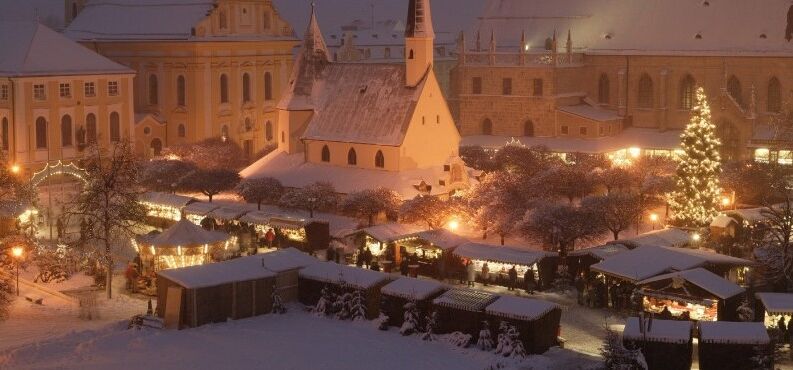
[{"xmin": 0, "ymin": 21, "xmax": 132, "ymax": 77}]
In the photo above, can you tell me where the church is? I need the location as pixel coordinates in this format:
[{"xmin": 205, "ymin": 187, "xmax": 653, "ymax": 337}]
[{"xmin": 241, "ymin": 0, "xmax": 470, "ymax": 199}]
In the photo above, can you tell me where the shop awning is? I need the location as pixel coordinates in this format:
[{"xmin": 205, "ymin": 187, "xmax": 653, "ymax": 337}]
[
  {"xmin": 140, "ymin": 191, "xmax": 195, "ymax": 209},
  {"xmin": 755, "ymin": 292, "xmax": 793, "ymax": 315},
  {"xmin": 637, "ymin": 268, "xmax": 744, "ymax": 300},
  {"xmin": 183, "ymin": 202, "xmax": 220, "ymax": 216},
  {"xmin": 453, "ymin": 242, "xmax": 555, "ymax": 267}
]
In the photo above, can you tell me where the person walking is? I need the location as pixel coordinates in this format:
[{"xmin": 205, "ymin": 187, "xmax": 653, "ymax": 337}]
[
  {"xmin": 481, "ymin": 263, "xmax": 490, "ymax": 286},
  {"xmin": 507, "ymin": 266, "xmax": 518, "ymax": 291},
  {"xmin": 524, "ymin": 268, "xmax": 536, "ymax": 294},
  {"xmin": 466, "ymin": 261, "xmax": 476, "ymax": 287},
  {"xmin": 356, "ymin": 246, "xmax": 365, "ymax": 267},
  {"xmin": 401, "ymin": 258, "xmax": 410, "ymax": 276},
  {"xmin": 264, "ymin": 229, "xmax": 275, "ymax": 248},
  {"xmin": 363, "ymin": 247, "xmax": 373, "ymax": 269}
]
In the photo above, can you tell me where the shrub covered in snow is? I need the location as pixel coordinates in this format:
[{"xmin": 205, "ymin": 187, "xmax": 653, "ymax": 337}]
[
  {"xmin": 271, "ymin": 290, "xmax": 286, "ymax": 314},
  {"xmin": 400, "ymin": 301, "xmax": 420, "ymax": 335},
  {"xmin": 477, "ymin": 321, "xmax": 494, "ymax": 351},
  {"xmin": 443, "ymin": 332, "xmax": 473, "ymax": 348},
  {"xmin": 601, "ymin": 327, "xmax": 647, "ymax": 370},
  {"xmin": 350, "ymin": 289, "xmax": 366, "ymax": 321},
  {"xmin": 422, "ymin": 311, "xmax": 438, "ymax": 341},
  {"xmin": 314, "ymin": 286, "xmax": 336, "ymax": 317}
]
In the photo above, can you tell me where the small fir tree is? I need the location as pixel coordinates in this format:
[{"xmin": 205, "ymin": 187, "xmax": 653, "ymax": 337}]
[
  {"xmin": 400, "ymin": 300, "xmax": 420, "ymax": 335},
  {"xmin": 477, "ymin": 321, "xmax": 494, "ymax": 351},
  {"xmin": 335, "ymin": 292, "xmax": 352, "ymax": 320},
  {"xmin": 505, "ymin": 325, "xmax": 527, "ymax": 359},
  {"xmin": 314, "ymin": 286, "xmax": 335, "ymax": 317},
  {"xmin": 422, "ymin": 311, "xmax": 439, "ymax": 341},
  {"xmin": 495, "ymin": 321, "xmax": 510, "ymax": 355},
  {"xmin": 601, "ymin": 327, "xmax": 648, "ymax": 370},
  {"xmin": 737, "ymin": 298, "xmax": 755, "ymax": 322},
  {"xmin": 669, "ymin": 87, "xmax": 722, "ymax": 228},
  {"xmin": 350, "ymin": 289, "xmax": 366, "ymax": 321},
  {"xmin": 271, "ymin": 289, "xmax": 286, "ymax": 314}
]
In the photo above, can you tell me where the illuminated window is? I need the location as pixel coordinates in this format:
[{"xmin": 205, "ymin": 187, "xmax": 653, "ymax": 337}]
[
  {"xmin": 680, "ymin": 74, "xmax": 696, "ymax": 109},
  {"xmin": 754, "ymin": 148, "xmax": 770, "ymax": 163}
]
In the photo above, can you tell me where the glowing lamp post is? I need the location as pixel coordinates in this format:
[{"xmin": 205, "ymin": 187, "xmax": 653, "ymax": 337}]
[
  {"xmin": 649, "ymin": 213, "xmax": 659, "ymax": 230},
  {"xmin": 691, "ymin": 232, "xmax": 701, "ymax": 244},
  {"xmin": 447, "ymin": 219, "xmax": 460, "ymax": 232},
  {"xmin": 11, "ymin": 246, "xmax": 23, "ymax": 296},
  {"xmin": 10, "ymin": 164, "xmax": 21, "ymax": 175}
]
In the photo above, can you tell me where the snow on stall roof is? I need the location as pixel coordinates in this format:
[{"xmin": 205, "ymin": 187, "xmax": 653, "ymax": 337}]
[
  {"xmin": 461, "ymin": 128, "xmax": 681, "ymax": 153},
  {"xmin": 299, "ymin": 261, "xmax": 390, "ymax": 289},
  {"xmin": 138, "ymin": 219, "xmax": 229, "ymax": 247},
  {"xmin": 622, "ymin": 317, "xmax": 692, "ymax": 344},
  {"xmin": 729, "ymin": 208, "xmax": 769, "ymax": 224},
  {"xmin": 710, "ymin": 214, "xmax": 738, "ymax": 228},
  {"xmin": 349, "ymin": 223, "xmax": 425, "ymax": 243},
  {"xmin": 637, "ymin": 268, "xmax": 744, "ymax": 300},
  {"xmin": 699, "ymin": 321, "xmax": 770, "ymax": 345},
  {"xmin": 158, "ymin": 255, "xmax": 276, "ymax": 289},
  {"xmin": 612, "ymin": 228, "xmax": 691, "ymax": 249},
  {"xmin": 139, "ymin": 192, "xmax": 195, "ymax": 209},
  {"xmin": 568, "ymin": 244, "xmax": 629, "ymax": 261},
  {"xmin": 183, "ymin": 202, "xmax": 220, "ymax": 216},
  {"xmin": 485, "ymin": 295, "xmax": 559, "ymax": 321},
  {"xmin": 208, "ymin": 206, "xmax": 250, "ymax": 222},
  {"xmin": 259, "ymin": 248, "xmax": 319, "ymax": 273},
  {"xmin": 755, "ymin": 292, "xmax": 793, "ymax": 315},
  {"xmin": 433, "ymin": 288, "xmax": 497, "ymax": 312},
  {"xmin": 591, "ymin": 246, "xmax": 717, "ymax": 283},
  {"xmin": 0, "ymin": 21, "xmax": 133, "ymax": 77},
  {"xmin": 239, "ymin": 211, "xmax": 276, "ymax": 225},
  {"xmin": 558, "ymin": 105, "xmax": 622, "ymax": 122},
  {"xmin": 407, "ymin": 229, "xmax": 470, "ymax": 251},
  {"xmin": 453, "ymin": 242, "xmax": 555, "ymax": 267},
  {"xmin": 381, "ymin": 277, "xmax": 446, "ymax": 300}
]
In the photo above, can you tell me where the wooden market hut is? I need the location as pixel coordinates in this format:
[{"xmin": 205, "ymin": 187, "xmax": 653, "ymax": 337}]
[
  {"xmin": 484, "ymin": 295, "xmax": 561, "ymax": 354},
  {"xmin": 183, "ymin": 202, "xmax": 220, "ymax": 227},
  {"xmin": 754, "ymin": 292, "xmax": 793, "ymax": 327},
  {"xmin": 207, "ymin": 205, "xmax": 250, "ymax": 228},
  {"xmin": 698, "ymin": 321, "xmax": 772, "ymax": 370},
  {"xmin": 344, "ymin": 223, "xmax": 424, "ymax": 267},
  {"xmin": 636, "ymin": 268, "xmax": 745, "ymax": 321},
  {"xmin": 567, "ymin": 244, "xmax": 630, "ymax": 278},
  {"xmin": 397, "ymin": 229, "xmax": 470, "ymax": 278},
  {"xmin": 156, "ymin": 255, "xmax": 277, "ymax": 329},
  {"xmin": 298, "ymin": 261, "xmax": 390, "ymax": 319},
  {"xmin": 452, "ymin": 242, "xmax": 558, "ymax": 290},
  {"xmin": 135, "ymin": 219, "xmax": 232, "ymax": 275},
  {"xmin": 259, "ymin": 248, "xmax": 320, "ymax": 303},
  {"xmin": 380, "ymin": 277, "xmax": 447, "ymax": 328},
  {"xmin": 239, "ymin": 211, "xmax": 330, "ymax": 252},
  {"xmin": 431, "ymin": 288, "xmax": 498, "ymax": 340},
  {"xmin": 139, "ymin": 192, "xmax": 195, "ymax": 226},
  {"xmin": 622, "ymin": 317, "xmax": 693, "ymax": 370}
]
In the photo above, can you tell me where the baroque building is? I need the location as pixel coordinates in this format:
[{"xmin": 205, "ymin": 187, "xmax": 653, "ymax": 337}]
[
  {"xmin": 64, "ymin": 0, "xmax": 299, "ymax": 159},
  {"xmin": 242, "ymin": 0, "xmax": 470, "ymax": 199},
  {"xmin": 450, "ymin": 0, "xmax": 793, "ymax": 163}
]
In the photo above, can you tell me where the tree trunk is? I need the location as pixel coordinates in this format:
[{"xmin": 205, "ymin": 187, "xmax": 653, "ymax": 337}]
[
  {"xmin": 500, "ymin": 234, "xmax": 505, "ymax": 245},
  {"xmin": 613, "ymin": 230, "xmax": 620, "ymax": 240},
  {"xmin": 368, "ymin": 215, "xmax": 374, "ymax": 227},
  {"xmin": 309, "ymin": 208, "xmax": 314, "ymax": 218},
  {"xmin": 208, "ymin": 194, "xmax": 213, "ymax": 202},
  {"xmin": 104, "ymin": 239, "xmax": 113, "ymax": 299},
  {"xmin": 257, "ymin": 201, "xmax": 262, "ymax": 210}
]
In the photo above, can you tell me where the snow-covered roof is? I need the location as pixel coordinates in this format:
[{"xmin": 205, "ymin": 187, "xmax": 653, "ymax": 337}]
[
  {"xmin": 453, "ymin": 243, "xmax": 555, "ymax": 267},
  {"xmin": 699, "ymin": 321, "xmax": 770, "ymax": 345},
  {"xmin": 349, "ymin": 223, "xmax": 425, "ymax": 243},
  {"xmin": 710, "ymin": 214, "xmax": 739, "ymax": 228},
  {"xmin": 610, "ymin": 228, "xmax": 692, "ymax": 249},
  {"xmin": 138, "ymin": 219, "xmax": 229, "ymax": 247},
  {"xmin": 461, "ymin": 128, "xmax": 682, "ymax": 153},
  {"xmin": 298, "ymin": 261, "xmax": 390, "ymax": 289},
  {"xmin": 591, "ymin": 245, "xmax": 752, "ymax": 283},
  {"xmin": 183, "ymin": 202, "xmax": 220, "ymax": 216},
  {"xmin": 622, "ymin": 317, "xmax": 692, "ymax": 344},
  {"xmin": 241, "ymin": 150, "xmax": 455, "ymax": 199},
  {"xmin": 485, "ymin": 295, "xmax": 559, "ymax": 321},
  {"xmin": 158, "ymin": 255, "xmax": 276, "ymax": 289},
  {"xmin": 259, "ymin": 247, "xmax": 319, "ymax": 273},
  {"xmin": 432, "ymin": 288, "xmax": 497, "ymax": 312},
  {"xmin": 208, "ymin": 206, "xmax": 251, "ymax": 222},
  {"xmin": 0, "ymin": 21, "xmax": 133, "ymax": 77},
  {"xmin": 407, "ymin": 229, "xmax": 470, "ymax": 251},
  {"xmin": 637, "ymin": 268, "xmax": 744, "ymax": 300},
  {"xmin": 239, "ymin": 211, "xmax": 276, "ymax": 225},
  {"xmin": 472, "ymin": 0, "xmax": 793, "ymax": 56},
  {"xmin": 381, "ymin": 277, "xmax": 446, "ymax": 300},
  {"xmin": 558, "ymin": 105, "xmax": 622, "ymax": 122},
  {"xmin": 755, "ymin": 292, "xmax": 793, "ymax": 315},
  {"xmin": 568, "ymin": 244, "xmax": 629, "ymax": 261},
  {"xmin": 728, "ymin": 208, "xmax": 769, "ymax": 224}
]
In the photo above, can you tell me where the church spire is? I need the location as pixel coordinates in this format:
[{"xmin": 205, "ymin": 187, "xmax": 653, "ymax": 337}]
[
  {"xmin": 405, "ymin": 0, "xmax": 435, "ymax": 38},
  {"xmin": 303, "ymin": 2, "xmax": 329, "ymax": 63}
]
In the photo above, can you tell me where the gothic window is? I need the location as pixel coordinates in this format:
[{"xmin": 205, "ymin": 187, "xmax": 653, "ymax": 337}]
[
  {"xmin": 264, "ymin": 72, "xmax": 273, "ymax": 101},
  {"xmin": 680, "ymin": 74, "xmax": 696, "ymax": 109},
  {"xmin": 482, "ymin": 118, "xmax": 493, "ymax": 135},
  {"xmin": 110, "ymin": 112, "xmax": 121, "ymax": 142},
  {"xmin": 178, "ymin": 124, "xmax": 186, "ymax": 138},
  {"xmin": 321, "ymin": 145, "xmax": 330, "ymax": 162},
  {"xmin": 472, "ymin": 77, "xmax": 482, "ymax": 94},
  {"xmin": 502, "ymin": 78, "xmax": 512, "ymax": 95},
  {"xmin": 347, "ymin": 148, "xmax": 357, "ymax": 165},
  {"xmin": 718, "ymin": 120, "xmax": 741, "ymax": 161},
  {"xmin": 638, "ymin": 74, "xmax": 654, "ymax": 108},
  {"xmin": 265, "ymin": 121, "xmax": 273, "ymax": 141},
  {"xmin": 1, "ymin": 117, "xmax": 8, "ymax": 150},
  {"xmin": 375, "ymin": 150, "xmax": 385, "ymax": 168},
  {"xmin": 533, "ymin": 79, "xmax": 543, "ymax": 96},
  {"xmin": 219, "ymin": 11, "xmax": 227, "ymax": 29},
  {"xmin": 598, "ymin": 74, "xmax": 610, "ymax": 104},
  {"xmin": 524, "ymin": 120, "xmax": 534, "ymax": 137},
  {"xmin": 242, "ymin": 73, "xmax": 251, "ymax": 103},
  {"xmin": 220, "ymin": 74, "xmax": 229, "ymax": 103},
  {"xmin": 768, "ymin": 77, "xmax": 782, "ymax": 113},
  {"xmin": 61, "ymin": 115, "xmax": 72, "ymax": 147},
  {"xmin": 86, "ymin": 113, "xmax": 97, "ymax": 143},
  {"xmin": 148, "ymin": 74, "xmax": 158, "ymax": 105},
  {"xmin": 727, "ymin": 75, "xmax": 743, "ymax": 107},
  {"xmin": 177, "ymin": 75, "xmax": 186, "ymax": 106},
  {"xmin": 151, "ymin": 138, "xmax": 163, "ymax": 156},
  {"xmin": 409, "ymin": 49, "xmax": 414, "ymax": 59},
  {"xmin": 35, "ymin": 117, "xmax": 47, "ymax": 149}
]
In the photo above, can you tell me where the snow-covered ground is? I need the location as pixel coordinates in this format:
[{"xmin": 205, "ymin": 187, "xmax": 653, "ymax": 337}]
[{"xmin": 0, "ymin": 307, "xmax": 599, "ymax": 370}]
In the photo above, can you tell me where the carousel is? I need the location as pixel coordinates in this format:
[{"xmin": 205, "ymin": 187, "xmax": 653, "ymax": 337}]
[{"xmin": 133, "ymin": 219, "xmax": 235, "ymax": 277}]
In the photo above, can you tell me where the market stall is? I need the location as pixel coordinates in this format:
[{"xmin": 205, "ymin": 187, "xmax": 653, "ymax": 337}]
[
  {"xmin": 298, "ymin": 261, "xmax": 390, "ymax": 319},
  {"xmin": 637, "ymin": 268, "xmax": 745, "ymax": 321},
  {"xmin": 452, "ymin": 243, "xmax": 558, "ymax": 290},
  {"xmin": 431, "ymin": 288, "xmax": 497, "ymax": 340},
  {"xmin": 139, "ymin": 192, "xmax": 195, "ymax": 226},
  {"xmin": 394, "ymin": 229, "xmax": 470, "ymax": 278},
  {"xmin": 380, "ymin": 277, "xmax": 447, "ymax": 328},
  {"xmin": 208, "ymin": 205, "xmax": 250, "ymax": 227},
  {"xmin": 622, "ymin": 317, "xmax": 693, "ymax": 370},
  {"xmin": 259, "ymin": 248, "xmax": 319, "ymax": 303},
  {"xmin": 183, "ymin": 202, "xmax": 220, "ymax": 226},
  {"xmin": 345, "ymin": 223, "xmax": 424, "ymax": 266},
  {"xmin": 484, "ymin": 295, "xmax": 561, "ymax": 354},
  {"xmin": 567, "ymin": 244, "xmax": 629, "ymax": 278},
  {"xmin": 698, "ymin": 321, "xmax": 771, "ymax": 370},
  {"xmin": 755, "ymin": 292, "xmax": 793, "ymax": 328}
]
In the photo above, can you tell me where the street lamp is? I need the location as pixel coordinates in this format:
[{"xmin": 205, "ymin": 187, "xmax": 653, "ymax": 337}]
[
  {"xmin": 10, "ymin": 164, "xmax": 20, "ymax": 174},
  {"xmin": 691, "ymin": 233, "xmax": 701, "ymax": 243},
  {"xmin": 447, "ymin": 219, "xmax": 460, "ymax": 232},
  {"xmin": 721, "ymin": 196, "xmax": 731, "ymax": 209},
  {"xmin": 11, "ymin": 246, "xmax": 23, "ymax": 296},
  {"xmin": 649, "ymin": 213, "xmax": 659, "ymax": 230}
]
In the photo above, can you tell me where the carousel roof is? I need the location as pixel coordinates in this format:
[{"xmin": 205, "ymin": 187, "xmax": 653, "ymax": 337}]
[
  {"xmin": 259, "ymin": 248, "xmax": 319, "ymax": 273},
  {"xmin": 381, "ymin": 277, "xmax": 447, "ymax": 300},
  {"xmin": 755, "ymin": 292, "xmax": 793, "ymax": 315},
  {"xmin": 432, "ymin": 289, "xmax": 497, "ymax": 312},
  {"xmin": 485, "ymin": 295, "xmax": 558, "ymax": 321},
  {"xmin": 158, "ymin": 255, "xmax": 276, "ymax": 289},
  {"xmin": 637, "ymin": 268, "xmax": 745, "ymax": 300},
  {"xmin": 298, "ymin": 261, "xmax": 390, "ymax": 289},
  {"xmin": 138, "ymin": 219, "xmax": 229, "ymax": 247},
  {"xmin": 623, "ymin": 317, "xmax": 692, "ymax": 344},
  {"xmin": 453, "ymin": 243, "xmax": 555, "ymax": 267},
  {"xmin": 699, "ymin": 321, "xmax": 770, "ymax": 345}
]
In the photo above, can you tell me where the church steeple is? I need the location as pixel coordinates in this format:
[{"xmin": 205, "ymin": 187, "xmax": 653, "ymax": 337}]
[
  {"xmin": 303, "ymin": 2, "xmax": 329, "ymax": 64},
  {"xmin": 405, "ymin": 0, "xmax": 435, "ymax": 87}
]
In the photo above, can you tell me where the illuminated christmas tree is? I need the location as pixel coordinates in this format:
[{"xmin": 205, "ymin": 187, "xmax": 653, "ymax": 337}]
[{"xmin": 669, "ymin": 87, "xmax": 722, "ymax": 228}]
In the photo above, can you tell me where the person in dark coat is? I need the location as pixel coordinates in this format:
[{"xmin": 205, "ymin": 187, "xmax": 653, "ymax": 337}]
[
  {"xmin": 370, "ymin": 261, "xmax": 380, "ymax": 271},
  {"xmin": 574, "ymin": 274, "xmax": 585, "ymax": 304},
  {"xmin": 400, "ymin": 258, "xmax": 410, "ymax": 276},
  {"xmin": 363, "ymin": 247, "xmax": 373, "ymax": 269},
  {"xmin": 660, "ymin": 306, "xmax": 672, "ymax": 320},
  {"xmin": 524, "ymin": 268, "xmax": 536, "ymax": 294},
  {"xmin": 507, "ymin": 266, "xmax": 518, "ymax": 291},
  {"xmin": 356, "ymin": 247, "xmax": 365, "ymax": 267},
  {"xmin": 326, "ymin": 245, "xmax": 336, "ymax": 263},
  {"xmin": 778, "ymin": 316, "xmax": 788, "ymax": 342}
]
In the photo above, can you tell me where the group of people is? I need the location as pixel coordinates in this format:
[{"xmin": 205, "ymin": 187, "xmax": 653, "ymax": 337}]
[
  {"xmin": 463, "ymin": 261, "xmax": 536, "ymax": 293},
  {"xmin": 575, "ymin": 274, "xmax": 634, "ymax": 310}
]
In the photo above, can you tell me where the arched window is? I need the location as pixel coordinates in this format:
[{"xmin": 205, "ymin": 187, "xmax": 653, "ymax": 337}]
[
  {"xmin": 347, "ymin": 148, "xmax": 357, "ymax": 165},
  {"xmin": 482, "ymin": 118, "xmax": 493, "ymax": 135},
  {"xmin": 221, "ymin": 125, "xmax": 229, "ymax": 139},
  {"xmin": 321, "ymin": 145, "xmax": 330, "ymax": 162},
  {"xmin": 219, "ymin": 11, "xmax": 227, "ymax": 29},
  {"xmin": 281, "ymin": 131, "xmax": 285, "ymax": 143},
  {"xmin": 265, "ymin": 121, "xmax": 273, "ymax": 141},
  {"xmin": 1, "ymin": 117, "xmax": 8, "ymax": 150},
  {"xmin": 768, "ymin": 77, "xmax": 782, "ymax": 113},
  {"xmin": 148, "ymin": 74, "xmax": 158, "ymax": 105},
  {"xmin": 523, "ymin": 120, "xmax": 534, "ymax": 137},
  {"xmin": 178, "ymin": 124, "xmax": 186, "ymax": 138},
  {"xmin": 86, "ymin": 113, "xmax": 97, "ymax": 143},
  {"xmin": 409, "ymin": 49, "xmax": 414, "ymax": 59},
  {"xmin": 638, "ymin": 74, "xmax": 654, "ymax": 108},
  {"xmin": 220, "ymin": 74, "xmax": 229, "ymax": 104},
  {"xmin": 109, "ymin": 112, "xmax": 120, "ymax": 142},
  {"xmin": 598, "ymin": 74, "xmax": 610, "ymax": 104},
  {"xmin": 264, "ymin": 72, "xmax": 273, "ymax": 101},
  {"xmin": 263, "ymin": 11, "xmax": 271, "ymax": 29},
  {"xmin": 242, "ymin": 73, "xmax": 251, "ymax": 103},
  {"xmin": 61, "ymin": 115, "xmax": 72, "ymax": 147},
  {"xmin": 718, "ymin": 119, "xmax": 741, "ymax": 161},
  {"xmin": 680, "ymin": 74, "xmax": 696, "ymax": 109},
  {"xmin": 375, "ymin": 150, "xmax": 385, "ymax": 168},
  {"xmin": 727, "ymin": 75, "xmax": 743, "ymax": 107},
  {"xmin": 244, "ymin": 118, "xmax": 252, "ymax": 132},
  {"xmin": 151, "ymin": 138, "xmax": 163, "ymax": 156},
  {"xmin": 176, "ymin": 75, "xmax": 186, "ymax": 106},
  {"xmin": 35, "ymin": 117, "xmax": 47, "ymax": 149}
]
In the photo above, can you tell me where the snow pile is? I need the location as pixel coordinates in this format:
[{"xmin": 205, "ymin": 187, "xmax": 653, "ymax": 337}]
[
  {"xmin": 485, "ymin": 295, "xmax": 559, "ymax": 321},
  {"xmin": 622, "ymin": 317, "xmax": 692, "ymax": 344},
  {"xmin": 755, "ymin": 292, "xmax": 793, "ymax": 315},
  {"xmin": 433, "ymin": 289, "xmax": 497, "ymax": 312},
  {"xmin": 710, "ymin": 214, "xmax": 738, "ymax": 228},
  {"xmin": 381, "ymin": 277, "xmax": 446, "ymax": 300},
  {"xmin": 299, "ymin": 261, "xmax": 389, "ymax": 289},
  {"xmin": 699, "ymin": 321, "xmax": 770, "ymax": 345},
  {"xmin": 637, "ymin": 268, "xmax": 744, "ymax": 300},
  {"xmin": 158, "ymin": 255, "xmax": 276, "ymax": 289},
  {"xmin": 259, "ymin": 248, "xmax": 319, "ymax": 273},
  {"xmin": 453, "ymin": 243, "xmax": 554, "ymax": 267}
]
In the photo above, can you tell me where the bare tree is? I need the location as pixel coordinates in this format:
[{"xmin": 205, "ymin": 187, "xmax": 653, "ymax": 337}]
[
  {"xmin": 581, "ymin": 193, "xmax": 643, "ymax": 240},
  {"xmin": 532, "ymin": 164, "xmax": 596, "ymax": 203},
  {"xmin": 236, "ymin": 177, "xmax": 284, "ymax": 210},
  {"xmin": 0, "ymin": 152, "xmax": 35, "ymax": 220},
  {"xmin": 468, "ymin": 171, "xmax": 528, "ymax": 244},
  {"xmin": 760, "ymin": 172, "xmax": 793, "ymax": 288},
  {"xmin": 163, "ymin": 137, "xmax": 248, "ymax": 170},
  {"xmin": 182, "ymin": 169, "xmax": 240, "ymax": 202},
  {"xmin": 63, "ymin": 141, "xmax": 146, "ymax": 299},
  {"xmin": 521, "ymin": 201, "xmax": 605, "ymax": 256},
  {"xmin": 342, "ymin": 188, "xmax": 401, "ymax": 226},
  {"xmin": 400, "ymin": 195, "xmax": 454, "ymax": 229},
  {"xmin": 139, "ymin": 159, "xmax": 197, "ymax": 193},
  {"xmin": 278, "ymin": 181, "xmax": 339, "ymax": 218}
]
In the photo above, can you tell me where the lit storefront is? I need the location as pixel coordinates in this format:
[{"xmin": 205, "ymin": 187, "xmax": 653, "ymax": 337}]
[
  {"xmin": 637, "ymin": 268, "xmax": 745, "ymax": 321},
  {"xmin": 755, "ymin": 292, "xmax": 793, "ymax": 328},
  {"xmin": 134, "ymin": 219, "xmax": 234, "ymax": 275},
  {"xmin": 139, "ymin": 192, "xmax": 194, "ymax": 223}
]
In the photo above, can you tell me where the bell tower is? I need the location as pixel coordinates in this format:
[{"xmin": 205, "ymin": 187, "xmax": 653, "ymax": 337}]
[{"xmin": 404, "ymin": 0, "xmax": 435, "ymax": 87}]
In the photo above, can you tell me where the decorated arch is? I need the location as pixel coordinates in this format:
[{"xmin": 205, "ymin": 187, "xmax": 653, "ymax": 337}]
[{"xmin": 29, "ymin": 161, "xmax": 88, "ymax": 187}]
